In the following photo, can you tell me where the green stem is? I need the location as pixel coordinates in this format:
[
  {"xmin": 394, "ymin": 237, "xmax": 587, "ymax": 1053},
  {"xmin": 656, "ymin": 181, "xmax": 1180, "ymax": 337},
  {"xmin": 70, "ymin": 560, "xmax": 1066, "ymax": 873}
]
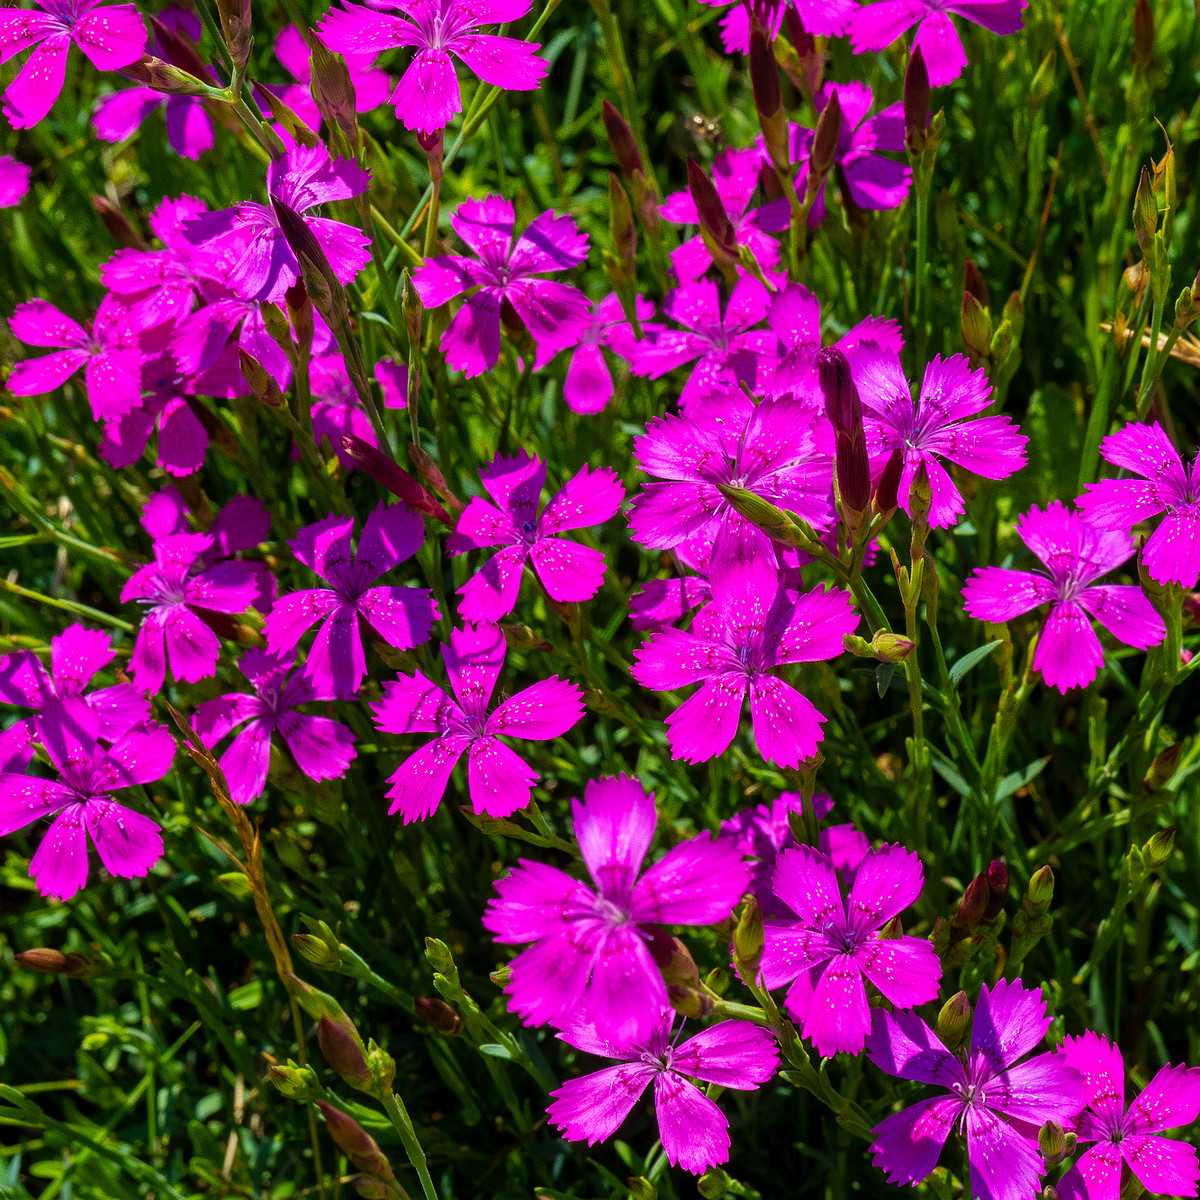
[
  {"xmin": 378, "ymin": 1089, "xmax": 438, "ymax": 1200},
  {"xmin": 0, "ymin": 577, "xmax": 133, "ymax": 632}
]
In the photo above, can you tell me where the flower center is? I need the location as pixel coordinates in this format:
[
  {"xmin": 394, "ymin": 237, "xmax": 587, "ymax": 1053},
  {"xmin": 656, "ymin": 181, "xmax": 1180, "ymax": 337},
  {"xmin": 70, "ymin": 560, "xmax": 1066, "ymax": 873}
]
[{"xmin": 593, "ymin": 896, "xmax": 631, "ymax": 927}]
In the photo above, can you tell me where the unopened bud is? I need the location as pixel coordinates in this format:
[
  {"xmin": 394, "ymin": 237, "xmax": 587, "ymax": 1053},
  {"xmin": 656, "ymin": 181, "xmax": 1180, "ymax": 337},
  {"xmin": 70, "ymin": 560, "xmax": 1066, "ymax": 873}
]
[
  {"xmin": 908, "ymin": 462, "xmax": 933, "ymax": 529},
  {"xmin": 283, "ymin": 972, "xmax": 360, "ymax": 1042},
  {"xmin": 316, "ymin": 1101, "xmax": 392, "ymax": 1177},
  {"xmin": 733, "ymin": 896, "xmax": 765, "ymax": 978},
  {"xmin": 150, "ymin": 16, "xmax": 212, "ymax": 79},
  {"xmin": 687, "ymin": 157, "xmax": 738, "ymax": 263},
  {"xmin": 647, "ymin": 929, "xmax": 701, "ymax": 988},
  {"xmin": 416, "ymin": 128, "xmax": 443, "ymax": 186},
  {"xmin": 272, "ymin": 197, "xmax": 341, "ymax": 320},
  {"xmin": 1133, "ymin": 165, "xmax": 1157, "ymax": 253},
  {"xmin": 309, "ymin": 34, "xmax": 359, "ymax": 146},
  {"xmin": 15, "ymin": 948, "xmax": 93, "ymax": 978},
  {"xmin": 935, "ymin": 991, "xmax": 971, "ymax": 1050},
  {"xmin": 268, "ymin": 1061, "xmax": 324, "ymax": 1100},
  {"xmin": 608, "ymin": 172, "xmax": 637, "ymax": 282},
  {"xmin": 407, "ymin": 441, "xmax": 463, "ymax": 513},
  {"xmin": 817, "ymin": 346, "xmax": 871, "ymax": 517},
  {"xmin": 602, "ymin": 100, "xmax": 643, "ymax": 176},
  {"xmin": 982, "ymin": 860, "xmax": 1009, "ymax": 922},
  {"xmin": 872, "ymin": 631, "xmax": 915, "ymax": 664},
  {"xmin": 400, "ymin": 269, "xmax": 424, "ymax": 349},
  {"xmin": 961, "ymin": 292, "xmax": 993, "ymax": 363},
  {"xmin": 340, "ymin": 436, "xmax": 452, "ymax": 526},
  {"xmin": 318, "ymin": 1016, "xmax": 373, "ymax": 1091},
  {"xmin": 285, "ymin": 280, "xmax": 314, "ymax": 354},
  {"xmin": 951, "ymin": 872, "xmax": 990, "ymax": 934},
  {"xmin": 292, "ymin": 933, "xmax": 343, "ymax": 970},
  {"xmin": 239, "ymin": 350, "xmax": 285, "ymax": 407},
  {"xmin": 750, "ymin": 30, "xmax": 789, "ymax": 172},
  {"xmin": 1038, "ymin": 1120, "xmax": 1069, "ymax": 1165},
  {"xmin": 880, "ymin": 915, "xmax": 903, "ymax": 939},
  {"xmin": 784, "ymin": 10, "xmax": 822, "ymax": 93},
  {"xmin": 215, "ymin": 0, "xmax": 252, "ymax": 70},
  {"xmin": 1144, "ymin": 742, "xmax": 1183, "ymax": 792},
  {"xmin": 667, "ymin": 983, "xmax": 714, "ymax": 1019},
  {"xmin": 120, "ymin": 54, "xmax": 210, "ymax": 94},
  {"xmin": 92, "ymin": 196, "xmax": 146, "ymax": 249},
  {"xmin": 424, "ymin": 937, "xmax": 456, "ymax": 977},
  {"xmin": 1144, "ymin": 825, "xmax": 1176, "ymax": 870},
  {"xmin": 366, "ymin": 1039, "xmax": 396, "ymax": 1093},
  {"xmin": 872, "ymin": 449, "xmax": 903, "ymax": 520},
  {"xmin": 1132, "ymin": 0, "xmax": 1154, "ymax": 73},
  {"xmin": 903, "ymin": 47, "xmax": 929, "ymax": 157},
  {"xmin": 626, "ymin": 1177, "xmax": 657, "ymax": 1200},
  {"xmin": 808, "ymin": 89, "xmax": 842, "ymax": 187},
  {"xmin": 1024, "ymin": 865, "xmax": 1054, "ymax": 915},
  {"xmin": 963, "ymin": 258, "xmax": 990, "ymax": 307},
  {"xmin": 698, "ymin": 1168, "xmax": 731, "ymax": 1199},
  {"xmin": 414, "ymin": 997, "xmax": 462, "ymax": 1035}
]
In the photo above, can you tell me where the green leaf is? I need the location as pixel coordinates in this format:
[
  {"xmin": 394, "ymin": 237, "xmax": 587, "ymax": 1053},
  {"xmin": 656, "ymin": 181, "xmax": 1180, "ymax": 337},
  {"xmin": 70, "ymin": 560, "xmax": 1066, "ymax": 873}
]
[
  {"xmin": 995, "ymin": 758, "xmax": 1050, "ymax": 803},
  {"xmin": 949, "ymin": 640, "xmax": 1003, "ymax": 687},
  {"xmin": 931, "ymin": 751, "xmax": 971, "ymax": 798},
  {"xmin": 477, "ymin": 1043, "xmax": 514, "ymax": 1060},
  {"xmin": 227, "ymin": 981, "xmax": 263, "ymax": 1011}
]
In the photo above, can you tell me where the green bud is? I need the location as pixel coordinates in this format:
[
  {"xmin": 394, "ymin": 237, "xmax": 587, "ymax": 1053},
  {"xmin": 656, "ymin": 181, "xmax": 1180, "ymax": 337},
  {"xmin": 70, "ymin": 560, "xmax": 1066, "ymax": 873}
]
[
  {"xmin": 283, "ymin": 972, "xmax": 360, "ymax": 1043},
  {"xmin": 267, "ymin": 1061, "xmax": 324, "ymax": 1101},
  {"xmin": 424, "ymin": 937, "xmax": 456, "ymax": 977},
  {"xmin": 1144, "ymin": 742, "xmax": 1183, "ymax": 792},
  {"xmin": 401, "ymin": 270, "xmax": 424, "ymax": 348},
  {"xmin": 961, "ymin": 292, "xmax": 993, "ymax": 363},
  {"xmin": 293, "ymin": 933, "xmax": 343, "ymax": 971},
  {"xmin": 216, "ymin": 871, "xmax": 254, "ymax": 899},
  {"xmin": 879, "ymin": 916, "xmax": 904, "ymax": 939},
  {"xmin": 608, "ymin": 172, "xmax": 637, "ymax": 283},
  {"xmin": 647, "ymin": 929, "xmax": 701, "ymax": 988},
  {"xmin": 1144, "ymin": 825, "xmax": 1176, "ymax": 870},
  {"xmin": 667, "ymin": 983, "xmax": 714, "ymax": 1019},
  {"xmin": 626, "ymin": 1177, "xmax": 657, "ymax": 1200},
  {"xmin": 1134, "ymin": 165, "xmax": 1158, "ymax": 253},
  {"xmin": 733, "ymin": 896, "xmax": 765, "ymax": 979},
  {"xmin": 934, "ymin": 991, "xmax": 971, "ymax": 1051},
  {"xmin": 1038, "ymin": 1120, "xmax": 1067, "ymax": 1165},
  {"xmin": 704, "ymin": 966, "xmax": 730, "ymax": 997},
  {"xmin": 871, "ymin": 631, "xmax": 915, "ymax": 664},
  {"xmin": 697, "ymin": 1168, "xmax": 731, "ymax": 1199},
  {"xmin": 367, "ymin": 1039, "xmax": 397, "ymax": 1094},
  {"xmin": 1024, "ymin": 865, "xmax": 1054, "ymax": 916},
  {"xmin": 238, "ymin": 350, "xmax": 285, "ymax": 408}
]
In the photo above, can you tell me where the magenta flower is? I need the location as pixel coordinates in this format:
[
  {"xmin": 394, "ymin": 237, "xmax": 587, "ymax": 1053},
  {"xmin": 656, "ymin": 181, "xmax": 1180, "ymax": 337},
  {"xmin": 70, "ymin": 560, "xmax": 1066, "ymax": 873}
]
[
  {"xmin": 372, "ymin": 622, "xmax": 583, "ymax": 823},
  {"xmin": 849, "ymin": 344, "xmax": 1027, "ymax": 528},
  {"xmin": 95, "ymin": 86, "xmax": 214, "ymax": 160},
  {"xmin": 170, "ymin": 289, "xmax": 293, "ymax": 392},
  {"xmin": 699, "ymin": 0, "xmax": 859, "ymax": 53},
  {"xmin": 447, "ymin": 450, "xmax": 624, "ymax": 621},
  {"xmin": 0, "ymin": 0, "xmax": 147, "ymax": 129},
  {"xmin": 848, "ymin": 0, "xmax": 1027, "ymax": 87},
  {"xmin": 7, "ymin": 296, "xmax": 143, "ymax": 421},
  {"xmin": 548, "ymin": 1009, "xmax": 779, "ymax": 1174},
  {"xmin": 1056, "ymin": 1032, "xmax": 1200, "ymax": 1200},
  {"xmin": 194, "ymin": 648, "xmax": 357, "ymax": 806},
  {"xmin": 264, "ymin": 503, "xmax": 438, "ymax": 700},
  {"xmin": 631, "ymin": 276, "xmax": 779, "ymax": 411},
  {"xmin": 318, "ymin": 0, "xmax": 547, "ymax": 133},
  {"xmin": 0, "ymin": 623, "xmax": 148, "ymax": 740},
  {"xmin": 0, "ymin": 154, "xmax": 31, "ymax": 206},
  {"xmin": 867, "ymin": 980, "xmax": 1084, "ymax": 1200},
  {"xmin": 182, "ymin": 140, "xmax": 371, "ymax": 303},
  {"xmin": 718, "ymin": 792, "xmax": 869, "ymax": 918},
  {"xmin": 0, "ymin": 701, "xmax": 174, "ymax": 901},
  {"xmin": 99, "ymin": 385, "xmax": 210, "ymax": 477},
  {"xmin": 412, "ymin": 195, "xmax": 590, "ymax": 377},
  {"xmin": 759, "ymin": 843, "xmax": 939, "ymax": 1055},
  {"xmin": 632, "ymin": 554, "xmax": 857, "ymax": 767},
  {"xmin": 628, "ymin": 391, "xmax": 833, "ymax": 561},
  {"xmin": 100, "ymin": 239, "xmax": 201, "ymax": 332},
  {"xmin": 534, "ymin": 293, "xmax": 655, "ymax": 415},
  {"xmin": 1077, "ymin": 421, "xmax": 1200, "ymax": 588},
  {"xmin": 962, "ymin": 502, "xmax": 1165, "ymax": 693},
  {"xmin": 661, "ymin": 146, "xmax": 786, "ymax": 282},
  {"xmin": 271, "ymin": 23, "xmax": 392, "ymax": 131},
  {"xmin": 482, "ymin": 774, "xmax": 750, "ymax": 1029}
]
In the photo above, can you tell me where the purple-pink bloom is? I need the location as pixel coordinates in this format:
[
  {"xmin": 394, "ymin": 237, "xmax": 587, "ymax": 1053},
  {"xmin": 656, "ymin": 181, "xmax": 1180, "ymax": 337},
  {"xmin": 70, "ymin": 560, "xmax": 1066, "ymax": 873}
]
[
  {"xmin": 0, "ymin": 154, "xmax": 31, "ymax": 206},
  {"xmin": 194, "ymin": 648, "xmax": 357, "ymax": 805},
  {"xmin": 264, "ymin": 503, "xmax": 438, "ymax": 700},
  {"xmin": 547, "ymin": 1008, "xmax": 779, "ymax": 1174},
  {"xmin": 0, "ymin": 623, "xmax": 148, "ymax": 740},
  {"xmin": 1077, "ymin": 421, "xmax": 1200, "ymax": 588},
  {"xmin": 867, "ymin": 980, "xmax": 1084, "ymax": 1200},
  {"xmin": 318, "ymin": 0, "xmax": 546, "ymax": 133},
  {"xmin": 698, "ymin": 0, "xmax": 859, "ymax": 53},
  {"xmin": 1056, "ymin": 1032, "xmax": 1200, "ymax": 1200},
  {"xmin": 630, "ymin": 535, "xmax": 714, "ymax": 632},
  {"xmin": 182, "ymin": 140, "xmax": 371, "ymax": 303},
  {"xmin": 849, "ymin": 343, "xmax": 1027, "ymax": 528},
  {"xmin": 372, "ymin": 622, "xmax": 582, "ymax": 823},
  {"xmin": 962, "ymin": 502, "xmax": 1165, "ymax": 693},
  {"xmin": 94, "ymin": 86, "xmax": 214, "ymax": 160},
  {"xmin": 759, "ymin": 843, "xmax": 939, "ymax": 1055},
  {"xmin": 848, "ymin": 0, "xmax": 1027, "ymax": 87},
  {"xmin": 271, "ymin": 23, "xmax": 392, "ymax": 131},
  {"xmin": 447, "ymin": 450, "xmax": 624, "ymax": 621},
  {"xmin": 0, "ymin": 0, "xmax": 147, "ymax": 129},
  {"xmin": 7, "ymin": 296, "xmax": 143, "ymax": 420},
  {"xmin": 631, "ymin": 554, "xmax": 857, "ymax": 767},
  {"xmin": 627, "ymin": 391, "xmax": 833, "ymax": 560},
  {"xmin": 412, "ymin": 195, "xmax": 590, "ymax": 377},
  {"xmin": 482, "ymin": 774, "xmax": 750, "ymax": 1030},
  {"xmin": 0, "ymin": 700, "xmax": 173, "ymax": 900}
]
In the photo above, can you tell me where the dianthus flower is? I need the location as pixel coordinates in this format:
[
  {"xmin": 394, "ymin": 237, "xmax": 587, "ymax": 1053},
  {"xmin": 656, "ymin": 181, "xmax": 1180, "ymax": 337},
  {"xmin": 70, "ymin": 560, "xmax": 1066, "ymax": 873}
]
[
  {"xmin": 698, "ymin": 0, "xmax": 859, "ymax": 53},
  {"xmin": 7, "ymin": 296, "xmax": 143, "ymax": 421},
  {"xmin": 195, "ymin": 648, "xmax": 357, "ymax": 805},
  {"xmin": 0, "ymin": 623, "xmax": 148, "ymax": 740},
  {"xmin": 0, "ymin": 0, "xmax": 147, "ymax": 129},
  {"xmin": 182, "ymin": 140, "xmax": 371, "ymax": 303},
  {"xmin": 318, "ymin": 0, "xmax": 546, "ymax": 134},
  {"xmin": 632, "ymin": 554, "xmax": 856, "ymax": 767},
  {"xmin": 848, "ymin": 0, "xmax": 1027, "ymax": 87},
  {"xmin": 0, "ymin": 154, "xmax": 31, "ymax": 206},
  {"xmin": 849, "ymin": 344, "xmax": 1027, "ymax": 528},
  {"xmin": 0, "ymin": 700, "xmax": 174, "ymax": 901},
  {"xmin": 867, "ymin": 980, "xmax": 1084, "ymax": 1200},
  {"xmin": 628, "ymin": 391, "xmax": 832, "ymax": 561},
  {"xmin": 412, "ymin": 195, "xmax": 589, "ymax": 377},
  {"xmin": 1076, "ymin": 421, "xmax": 1200, "ymax": 588},
  {"xmin": 962, "ymin": 502, "xmax": 1165, "ymax": 692},
  {"xmin": 629, "ymin": 535, "xmax": 713, "ymax": 632},
  {"xmin": 548, "ymin": 1008, "xmax": 779, "ymax": 1174},
  {"xmin": 534, "ymin": 293, "xmax": 654, "ymax": 414},
  {"xmin": 447, "ymin": 450, "xmax": 624, "ymax": 621},
  {"xmin": 372, "ymin": 622, "xmax": 582, "ymax": 823},
  {"xmin": 630, "ymin": 276, "xmax": 778, "ymax": 411},
  {"xmin": 482, "ymin": 775, "xmax": 750, "ymax": 1029},
  {"xmin": 1056, "ymin": 1032, "xmax": 1200, "ymax": 1200},
  {"xmin": 760, "ymin": 843, "xmax": 939, "ymax": 1055},
  {"xmin": 264, "ymin": 503, "xmax": 438, "ymax": 700}
]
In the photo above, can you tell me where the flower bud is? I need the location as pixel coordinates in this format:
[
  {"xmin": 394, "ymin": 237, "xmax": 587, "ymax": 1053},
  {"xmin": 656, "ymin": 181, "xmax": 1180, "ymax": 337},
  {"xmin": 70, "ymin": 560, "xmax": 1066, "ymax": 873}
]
[
  {"xmin": 15, "ymin": 948, "xmax": 93, "ymax": 978},
  {"xmin": 414, "ymin": 997, "xmax": 462, "ymax": 1036},
  {"xmin": 498, "ymin": 623, "xmax": 552, "ymax": 652},
  {"xmin": 733, "ymin": 896, "xmax": 765, "ymax": 978},
  {"xmin": 698, "ymin": 1168, "xmax": 731, "ymax": 1199},
  {"xmin": 807, "ymin": 89, "xmax": 842, "ymax": 194},
  {"xmin": 817, "ymin": 346, "xmax": 871, "ymax": 518},
  {"xmin": 686, "ymin": 157, "xmax": 739, "ymax": 264},
  {"xmin": 982, "ymin": 860, "xmax": 1009, "ymax": 923},
  {"xmin": 963, "ymin": 258, "xmax": 990, "ymax": 307},
  {"xmin": 284, "ymin": 972, "xmax": 360, "ymax": 1043},
  {"xmin": 903, "ymin": 47, "xmax": 929, "ymax": 157},
  {"xmin": 340, "ymin": 436, "xmax": 452, "ymax": 527},
  {"xmin": 91, "ymin": 196, "xmax": 147, "ymax": 250},
  {"xmin": 1144, "ymin": 741, "xmax": 1183, "ymax": 792},
  {"xmin": 908, "ymin": 462, "xmax": 933, "ymax": 530},
  {"xmin": 626, "ymin": 1178, "xmax": 657, "ymax": 1200},
  {"xmin": 871, "ymin": 631, "xmax": 915, "ymax": 664},
  {"xmin": 366, "ymin": 1039, "xmax": 396, "ymax": 1093},
  {"xmin": 961, "ymin": 291, "xmax": 993, "ymax": 364},
  {"xmin": 750, "ymin": 30, "xmax": 789, "ymax": 173},
  {"xmin": 1024, "ymin": 865, "xmax": 1054, "ymax": 916},
  {"xmin": 216, "ymin": 0, "xmax": 252, "ymax": 71},
  {"xmin": 285, "ymin": 280, "xmax": 314, "ymax": 355},
  {"xmin": 647, "ymin": 928, "xmax": 701, "ymax": 988},
  {"xmin": 1038, "ymin": 1120, "xmax": 1068, "ymax": 1166},
  {"xmin": 309, "ymin": 33, "xmax": 359, "ymax": 148},
  {"xmin": 951, "ymin": 872, "xmax": 990, "ymax": 934},
  {"xmin": 1133, "ymin": 165, "xmax": 1157, "ymax": 253},
  {"xmin": 1144, "ymin": 825, "xmax": 1176, "ymax": 870},
  {"xmin": 880, "ymin": 915, "xmax": 904, "ymax": 939},
  {"xmin": 150, "ymin": 16, "xmax": 212, "ymax": 80},
  {"xmin": 293, "ymin": 933, "xmax": 343, "ymax": 970},
  {"xmin": 120, "ymin": 54, "xmax": 210, "ymax": 94},
  {"xmin": 272, "ymin": 198, "xmax": 341, "ymax": 320},
  {"xmin": 602, "ymin": 99, "xmax": 643, "ymax": 176},
  {"xmin": 608, "ymin": 172, "xmax": 637, "ymax": 283},
  {"xmin": 1132, "ymin": 0, "xmax": 1153, "ymax": 74},
  {"xmin": 872, "ymin": 449, "xmax": 903, "ymax": 520},
  {"xmin": 667, "ymin": 983, "xmax": 714, "ymax": 1019},
  {"xmin": 424, "ymin": 937, "xmax": 456, "ymax": 977},
  {"xmin": 316, "ymin": 1101, "xmax": 391, "ymax": 1176},
  {"xmin": 239, "ymin": 350, "xmax": 285, "ymax": 407},
  {"xmin": 934, "ymin": 991, "xmax": 971, "ymax": 1050},
  {"xmin": 268, "ymin": 1061, "xmax": 324, "ymax": 1101},
  {"xmin": 318, "ymin": 1016, "xmax": 373, "ymax": 1092}
]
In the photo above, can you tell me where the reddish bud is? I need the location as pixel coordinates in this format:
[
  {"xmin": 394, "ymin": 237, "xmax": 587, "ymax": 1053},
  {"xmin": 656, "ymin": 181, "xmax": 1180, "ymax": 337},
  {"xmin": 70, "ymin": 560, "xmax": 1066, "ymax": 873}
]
[
  {"xmin": 982, "ymin": 860, "xmax": 1009, "ymax": 922},
  {"xmin": 150, "ymin": 16, "xmax": 213, "ymax": 80},
  {"xmin": 810, "ymin": 89, "xmax": 842, "ymax": 181},
  {"xmin": 315, "ymin": 1101, "xmax": 391, "ymax": 1176},
  {"xmin": 602, "ymin": 100, "xmax": 643, "ymax": 176},
  {"xmin": 872, "ymin": 448, "xmax": 903, "ymax": 519},
  {"xmin": 414, "ymin": 996, "xmax": 463, "ymax": 1035},
  {"xmin": 215, "ymin": 0, "xmax": 252, "ymax": 70},
  {"xmin": 749, "ymin": 28, "xmax": 782, "ymax": 118},
  {"xmin": 91, "ymin": 196, "xmax": 147, "ymax": 250},
  {"xmin": 951, "ymin": 872, "xmax": 990, "ymax": 934},
  {"xmin": 15, "ymin": 948, "xmax": 93, "ymax": 978},
  {"xmin": 686, "ymin": 157, "xmax": 738, "ymax": 260},
  {"xmin": 816, "ymin": 346, "xmax": 870, "ymax": 516},
  {"xmin": 340, "ymin": 435, "xmax": 452, "ymax": 526},
  {"xmin": 646, "ymin": 928, "xmax": 701, "ymax": 987},
  {"xmin": 784, "ymin": 9, "xmax": 822, "ymax": 93},
  {"xmin": 317, "ymin": 1016, "xmax": 372, "ymax": 1091},
  {"xmin": 963, "ymin": 258, "xmax": 990, "ymax": 307},
  {"xmin": 1133, "ymin": 0, "xmax": 1154, "ymax": 73},
  {"xmin": 903, "ymin": 47, "xmax": 929, "ymax": 157}
]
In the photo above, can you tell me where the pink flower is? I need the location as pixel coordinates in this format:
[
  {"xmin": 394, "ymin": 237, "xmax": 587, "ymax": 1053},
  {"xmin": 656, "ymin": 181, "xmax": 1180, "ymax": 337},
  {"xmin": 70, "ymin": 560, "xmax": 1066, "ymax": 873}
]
[
  {"xmin": 627, "ymin": 391, "xmax": 833, "ymax": 560},
  {"xmin": 0, "ymin": 700, "xmax": 174, "ymax": 901},
  {"xmin": 867, "ymin": 980, "xmax": 1084, "ymax": 1200},
  {"xmin": 548, "ymin": 1008, "xmax": 779, "ymax": 1174},
  {"xmin": 372, "ymin": 622, "xmax": 583, "ymax": 823},
  {"xmin": 264, "ymin": 503, "xmax": 438, "ymax": 700},
  {"xmin": 0, "ymin": 154, "xmax": 31, "ymax": 206},
  {"xmin": 195, "ymin": 648, "xmax": 357, "ymax": 805},
  {"xmin": 270, "ymin": 23, "xmax": 392, "ymax": 131},
  {"xmin": 848, "ymin": 344, "xmax": 1027, "ymax": 528},
  {"xmin": 0, "ymin": 0, "xmax": 147, "ymax": 129},
  {"xmin": 318, "ymin": 0, "xmax": 547, "ymax": 133},
  {"xmin": 447, "ymin": 449, "xmax": 624, "ymax": 621},
  {"xmin": 848, "ymin": 0, "xmax": 1028, "ymax": 88},
  {"xmin": 699, "ymin": 0, "xmax": 859, "ymax": 53},
  {"xmin": 629, "ymin": 536, "xmax": 713, "ymax": 632},
  {"xmin": 94, "ymin": 86, "xmax": 214, "ymax": 160},
  {"xmin": 182, "ymin": 140, "xmax": 371, "ymax": 303},
  {"xmin": 7, "ymin": 296, "xmax": 143, "ymax": 421},
  {"xmin": 1077, "ymin": 421, "xmax": 1200, "ymax": 588},
  {"xmin": 760, "ymin": 843, "xmax": 939, "ymax": 1055},
  {"xmin": 631, "ymin": 554, "xmax": 857, "ymax": 767},
  {"xmin": 412, "ymin": 195, "xmax": 590, "ymax": 377},
  {"xmin": 482, "ymin": 775, "xmax": 750, "ymax": 1030},
  {"xmin": 1056, "ymin": 1032, "xmax": 1200, "ymax": 1200},
  {"xmin": 962, "ymin": 502, "xmax": 1165, "ymax": 692}
]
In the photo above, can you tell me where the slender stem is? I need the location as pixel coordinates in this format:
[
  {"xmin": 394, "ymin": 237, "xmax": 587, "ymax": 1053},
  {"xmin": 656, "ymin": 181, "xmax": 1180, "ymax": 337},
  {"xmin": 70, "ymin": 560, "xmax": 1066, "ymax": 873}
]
[
  {"xmin": 0, "ymin": 577, "xmax": 133, "ymax": 632},
  {"xmin": 379, "ymin": 1088, "xmax": 437, "ymax": 1200}
]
